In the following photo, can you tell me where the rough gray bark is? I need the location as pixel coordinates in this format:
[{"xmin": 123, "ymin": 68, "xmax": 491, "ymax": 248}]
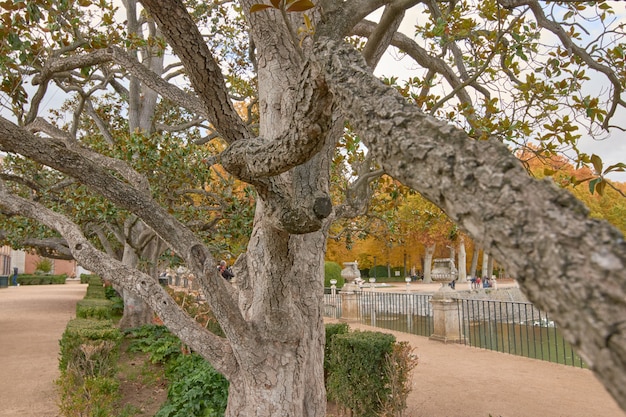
[
  {"xmin": 1, "ymin": 0, "xmax": 625, "ymax": 415},
  {"xmin": 423, "ymin": 244, "xmax": 435, "ymax": 283},
  {"xmin": 458, "ymin": 238, "xmax": 467, "ymax": 283},
  {"xmin": 313, "ymin": 37, "xmax": 626, "ymax": 410}
]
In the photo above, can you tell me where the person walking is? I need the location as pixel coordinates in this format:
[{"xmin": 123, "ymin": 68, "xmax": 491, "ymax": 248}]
[{"xmin": 11, "ymin": 267, "xmax": 18, "ymax": 286}]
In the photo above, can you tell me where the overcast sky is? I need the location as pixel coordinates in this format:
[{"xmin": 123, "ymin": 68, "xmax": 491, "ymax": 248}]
[{"xmin": 371, "ymin": 3, "xmax": 626, "ymax": 183}]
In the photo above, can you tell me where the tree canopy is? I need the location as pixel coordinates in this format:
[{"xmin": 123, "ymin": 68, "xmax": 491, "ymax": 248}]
[{"xmin": 1, "ymin": 0, "xmax": 626, "ymax": 415}]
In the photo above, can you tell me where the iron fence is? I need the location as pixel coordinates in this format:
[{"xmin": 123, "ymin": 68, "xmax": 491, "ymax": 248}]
[
  {"xmin": 323, "ymin": 290, "xmax": 434, "ymax": 337},
  {"xmin": 323, "ymin": 290, "xmax": 585, "ymax": 368},
  {"xmin": 456, "ymin": 298, "xmax": 585, "ymax": 367}
]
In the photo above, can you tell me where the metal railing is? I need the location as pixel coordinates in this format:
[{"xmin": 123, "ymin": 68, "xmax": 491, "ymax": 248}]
[
  {"xmin": 456, "ymin": 298, "xmax": 585, "ymax": 367},
  {"xmin": 323, "ymin": 290, "xmax": 585, "ymax": 368},
  {"xmin": 323, "ymin": 290, "xmax": 434, "ymax": 337}
]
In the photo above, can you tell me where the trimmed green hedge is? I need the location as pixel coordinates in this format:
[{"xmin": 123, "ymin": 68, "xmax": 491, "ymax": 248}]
[
  {"xmin": 80, "ymin": 274, "xmax": 102, "ymax": 285},
  {"xmin": 326, "ymin": 330, "xmax": 396, "ymax": 417},
  {"xmin": 85, "ymin": 281, "xmax": 107, "ymax": 300},
  {"xmin": 59, "ymin": 318, "xmax": 122, "ymax": 373},
  {"xmin": 324, "ymin": 261, "xmax": 344, "ymax": 288},
  {"xmin": 76, "ymin": 299, "xmax": 114, "ymax": 320},
  {"xmin": 17, "ymin": 274, "xmax": 67, "ymax": 285}
]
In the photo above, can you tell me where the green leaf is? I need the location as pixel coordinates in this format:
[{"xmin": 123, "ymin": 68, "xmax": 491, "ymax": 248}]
[
  {"xmin": 589, "ymin": 177, "xmax": 600, "ymax": 195},
  {"xmin": 286, "ymin": 0, "xmax": 315, "ymax": 12},
  {"xmin": 596, "ymin": 179, "xmax": 606, "ymax": 196},
  {"xmin": 250, "ymin": 3, "xmax": 273, "ymax": 12}
]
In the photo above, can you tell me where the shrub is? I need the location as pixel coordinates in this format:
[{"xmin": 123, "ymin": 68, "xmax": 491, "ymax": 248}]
[
  {"xmin": 17, "ymin": 274, "xmax": 67, "ymax": 285},
  {"xmin": 57, "ymin": 318, "xmax": 122, "ymax": 417},
  {"xmin": 76, "ymin": 299, "xmax": 114, "ymax": 320},
  {"xmin": 35, "ymin": 258, "xmax": 53, "ymax": 274},
  {"xmin": 379, "ymin": 341, "xmax": 418, "ymax": 417},
  {"xmin": 80, "ymin": 273, "xmax": 100, "ymax": 284},
  {"xmin": 324, "ymin": 323, "xmax": 349, "ymax": 379},
  {"xmin": 126, "ymin": 325, "xmax": 183, "ymax": 364},
  {"xmin": 57, "ymin": 373, "xmax": 120, "ymax": 417},
  {"xmin": 324, "ymin": 261, "xmax": 344, "ymax": 288},
  {"xmin": 369, "ymin": 265, "xmax": 389, "ymax": 280},
  {"xmin": 85, "ymin": 281, "xmax": 107, "ymax": 299},
  {"xmin": 59, "ymin": 319, "xmax": 122, "ymax": 373},
  {"xmin": 326, "ymin": 330, "xmax": 396, "ymax": 417},
  {"xmin": 156, "ymin": 353, "xmax": 229, "ymax": 417}
]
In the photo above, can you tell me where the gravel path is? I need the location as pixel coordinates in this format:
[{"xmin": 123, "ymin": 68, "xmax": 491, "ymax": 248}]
[
  {"xmin": 328, "ymin": 318, "xmax": 626, "ymax": 417},
  {"xmin": 1, "ymin": 281, "xmax": 624, "ymax": 417},
  {"xmin": 0, "ymin": 282, "xmax": 86, "ymax": 417}
]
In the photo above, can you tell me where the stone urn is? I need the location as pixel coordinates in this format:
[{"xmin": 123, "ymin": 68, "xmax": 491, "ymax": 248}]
[
  {"xmin": 340, "ymin": 261, "xmax": 361, "ymax": 293},
  {"xmin": 431, "ymin": 258, "xmax": 456, "ymax": 283}
]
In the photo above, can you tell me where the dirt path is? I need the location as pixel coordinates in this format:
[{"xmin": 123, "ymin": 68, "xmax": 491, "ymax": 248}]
[
  {"xmin": 1, "ymin": 281, "xmax": 624, "ymax": 417},
  {"xmin": 0, "ymin": 282, "xmax": 86, "ymax": 417},
  {"xmin": 328, "ymin": 318, "xmax": 626, "ymax": 417}
]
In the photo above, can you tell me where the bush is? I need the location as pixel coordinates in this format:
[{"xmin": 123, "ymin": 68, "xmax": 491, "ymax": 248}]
[
  {"xmin": 59, "ymin": 319, "xmax": 122, "ymax": 373},
  {"xmin": 85, "ymin": 281, "xmax": 107, "ymax": 299},
  {"xmin": 324, "ymin": 323, "xmax": 349, "ymax": 379},
  {"xmin": 76, "ymin": 299, "xmax": 114, "ymax": 320},
  {"xmin": 57, "ymin": 318, "xmax": 122, "ymax": 417},
  {"xmin": 326, "ymin": 330, "xmax": 396, "ymax": 417},
  {"xmin": 369, "ymin": 265, "xmax": 388, "ymax": 280},
  {"xmin": 126, "ymin": 325, "xmax": 182, "ymax": 364},
  {"xmin": 324, "ymin": 261, "xmax": 344, "ymax": 288},
  {"xmin": 156, "ymin": 353, "xmax": 229, "ymax": 417},
  {"xmin": 57, "ymin": 373, "xmax": 120, "ymax": 417},
  {"xmin": 80, "ymin": 274, "xmax": 100, "ymax": 284},
  {"xmin": 379, "ymin": 341, "xmax": 418, "ymax": 417},
  {"xmin": 35, "ymin": 258, "xmax": 53, "ymax": 274},
  {"xmin": 125, "ymin": 324, "xmax": 229, "ymax": 417},
  {"xmin": 17, "ymin": 274, "xmax": 67, "ymax": 285}
]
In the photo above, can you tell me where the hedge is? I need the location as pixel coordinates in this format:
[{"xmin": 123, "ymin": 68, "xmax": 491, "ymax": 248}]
[
  {"xmin": 84, "ymin": 281, "xmax": 107, "ymax": 300},
  {"xmin": 17, "ymin": 274, "xmax": 67, "ymax": 285},
  {"xmin": 324, "ymin": 261, "xmax": 344, "ymax": 288},
  {"xmin": 59, "ymin": 318, "xmax": 122, "ymax": 373},
  {"xmin": 76, "ymin": 299, "xmax": 114, "ymax": 320},
  {"xmin": 326, "ymin": 330, "xmax": 396, "ymax": 417}
]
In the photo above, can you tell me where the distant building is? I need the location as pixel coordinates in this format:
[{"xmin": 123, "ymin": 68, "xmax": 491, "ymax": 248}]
[{"xmin": 0, "ymin": 246, "xmax": 78, "ymax": 277}]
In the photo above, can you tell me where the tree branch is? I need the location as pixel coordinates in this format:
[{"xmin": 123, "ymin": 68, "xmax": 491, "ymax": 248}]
[
  {"xmin": 140, "ymin": 0, "xmax": 252, "ymax": 143},
  {"xmin": 0, "ymin": 183, "xmax": 238, "ymax": 377},
  {"xmin": 315, "ymin": 37, "xmax": 626, "ymax": 411}
]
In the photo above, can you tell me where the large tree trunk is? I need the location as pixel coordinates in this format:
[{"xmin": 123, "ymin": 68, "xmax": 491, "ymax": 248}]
[
  {"xmin": 458, "ymin": 238, "xmax": 467, "ymax": 282},
  {"xmin": 469, "ymin": 247, "xmax": 479, "ymax": 278},
  {"xmin": 423, "ymin": 244, "xmax": 435, "ymax": 283},
  {"xmin": 118, "ymin": 241, "xmax": 153, "ymax": 329}
]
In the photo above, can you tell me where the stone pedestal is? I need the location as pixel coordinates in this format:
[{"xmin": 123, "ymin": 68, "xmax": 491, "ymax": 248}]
[
  {"xmin": 429, "ymin": 285, "xmax": 463, "ymax": 344},
  {"xmin": 341, "ymin": 292, "xmax": 359, "ymax": 320}
]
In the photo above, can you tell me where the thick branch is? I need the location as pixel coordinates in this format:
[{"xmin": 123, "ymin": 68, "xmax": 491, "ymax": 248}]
[
  {"xmin": 0, "ymin": 116, "xmax": 251, "ymax": 347},
  {"xmin": 140, "ymin": 0, "xmax": 252, "ymax": 143},
  {"xmin": 216, "ymin": 62, "xmax": 333, "ymax": 182},
  {"xmin": 0, "ymin": 184, "xmax": 238, "ymax": 376},
  {"xmin": 315, "ymin": 38, "xmax": 626, "ymax": 411}
]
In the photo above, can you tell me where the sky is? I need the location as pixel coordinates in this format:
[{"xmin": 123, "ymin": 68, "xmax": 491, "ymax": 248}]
[{"xmin": 371, "ymin": 2, "xmax": 626, "ymax": 183}]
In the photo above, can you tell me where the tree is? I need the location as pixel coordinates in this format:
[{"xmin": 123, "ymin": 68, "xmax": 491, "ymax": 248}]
[{"xmin": 1, "ymin": 1, "xmax": 626, "ymax": 415}]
